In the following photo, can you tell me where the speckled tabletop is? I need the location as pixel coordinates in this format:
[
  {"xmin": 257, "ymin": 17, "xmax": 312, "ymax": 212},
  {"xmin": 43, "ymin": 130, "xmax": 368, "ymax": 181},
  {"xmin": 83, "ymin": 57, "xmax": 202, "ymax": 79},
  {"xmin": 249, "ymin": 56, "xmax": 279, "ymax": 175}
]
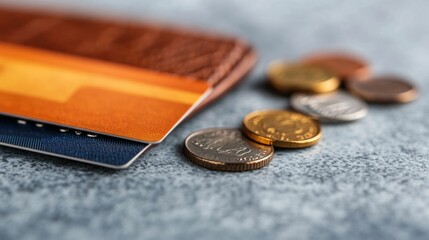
[{"xmin": 1, "ymin": 0, "xmax": 429, "ymax": 239}]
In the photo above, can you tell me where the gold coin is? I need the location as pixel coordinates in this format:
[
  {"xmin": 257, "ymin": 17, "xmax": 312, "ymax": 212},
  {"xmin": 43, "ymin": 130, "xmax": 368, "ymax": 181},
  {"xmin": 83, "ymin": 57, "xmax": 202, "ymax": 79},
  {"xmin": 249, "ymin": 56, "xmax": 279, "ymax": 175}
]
[
  {"xmin": 267, "ymin": 61, "xmax": 340, "ymax": 93},
  {"xmin": 242, "ymin": 110, "xmax": 322, "ymax": 148}
]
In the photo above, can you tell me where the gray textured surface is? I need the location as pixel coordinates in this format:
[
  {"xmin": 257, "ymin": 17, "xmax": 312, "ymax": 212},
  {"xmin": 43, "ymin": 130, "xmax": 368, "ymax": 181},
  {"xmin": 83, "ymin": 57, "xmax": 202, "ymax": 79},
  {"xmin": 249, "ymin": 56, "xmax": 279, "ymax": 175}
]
[{"xmin": 1, "ymin": 0, "xmax": 429, "ymax": 239}]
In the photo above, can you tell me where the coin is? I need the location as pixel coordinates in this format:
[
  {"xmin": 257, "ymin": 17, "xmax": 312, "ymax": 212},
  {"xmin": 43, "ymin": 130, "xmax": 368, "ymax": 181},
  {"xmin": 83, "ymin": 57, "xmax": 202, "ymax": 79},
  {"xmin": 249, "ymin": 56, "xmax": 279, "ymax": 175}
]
[
  {"xmin": 301, "ymin": 52, "xmax": 371, "ymax": 81},
  {"xmin": 266, "ymin": 61, "xmax": 340, "ymax": 93},
  {"xmin": 184, "ymin": 128, "xmax": 274, "ymax": 171},
  {"xmin": 346, "ymin": 75, "xmax": 418, "ymax": 103},
  {"xmin": 242, "ymin": 110, "xmax": 322, "ymax": 148},
  {"xmin": 290, "ymin": 91, "xmax": 368, "ymax": 123}
]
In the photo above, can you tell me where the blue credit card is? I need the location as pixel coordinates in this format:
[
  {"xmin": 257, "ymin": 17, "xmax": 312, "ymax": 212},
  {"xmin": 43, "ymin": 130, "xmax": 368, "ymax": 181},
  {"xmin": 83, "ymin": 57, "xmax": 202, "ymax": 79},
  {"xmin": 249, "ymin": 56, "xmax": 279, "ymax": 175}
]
[{"xmin": 0, "ymin": 114, "xmax": 150, "ymax": 169}]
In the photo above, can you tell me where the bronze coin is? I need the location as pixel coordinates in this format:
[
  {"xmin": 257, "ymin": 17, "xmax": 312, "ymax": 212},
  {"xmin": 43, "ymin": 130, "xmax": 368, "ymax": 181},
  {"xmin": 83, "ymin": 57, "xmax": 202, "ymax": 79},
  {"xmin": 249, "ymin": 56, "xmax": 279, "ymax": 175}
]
[
  {"xmin": 346, "ymin": 75, "xmax": 418, "ymax": 103},
  {"xmin": 301, "ymin": 52, "xmax": 371, "ymax": 81}
]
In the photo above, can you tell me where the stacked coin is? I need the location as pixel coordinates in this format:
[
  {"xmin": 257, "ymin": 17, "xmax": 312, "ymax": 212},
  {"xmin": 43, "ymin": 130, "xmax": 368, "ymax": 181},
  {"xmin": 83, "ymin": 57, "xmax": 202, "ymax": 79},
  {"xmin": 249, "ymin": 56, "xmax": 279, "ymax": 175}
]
[
  {"xmin": 184, "ymin": 51, "xmax": 418, "ymax": 172},
  {"xmin": 183, "ymin": 110, "xmax": 321, "ymax": 171},
  {"xmin": 268, "ymin": 52, "xmax": 418, "ymax": 121}
]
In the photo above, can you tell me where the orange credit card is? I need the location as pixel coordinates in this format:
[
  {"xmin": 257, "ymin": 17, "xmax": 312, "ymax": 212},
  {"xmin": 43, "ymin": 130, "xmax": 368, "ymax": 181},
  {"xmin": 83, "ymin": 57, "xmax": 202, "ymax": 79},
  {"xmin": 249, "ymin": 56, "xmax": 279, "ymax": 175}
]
[{"xmin": 0, "ymin": 42, "xmax": 211, "ymax": 143}]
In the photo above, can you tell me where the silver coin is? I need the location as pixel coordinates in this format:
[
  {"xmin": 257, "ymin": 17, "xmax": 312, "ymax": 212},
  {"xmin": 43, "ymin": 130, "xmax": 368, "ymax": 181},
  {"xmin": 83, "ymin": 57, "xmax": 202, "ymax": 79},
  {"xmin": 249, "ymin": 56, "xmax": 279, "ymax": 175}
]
[
  {"xmin": 184, "ymin": 128, "xmax": 274, "ymax": 171},
  {"xmin": 290, "ymin": 91, "xmax": 368, "ymax": 122}
]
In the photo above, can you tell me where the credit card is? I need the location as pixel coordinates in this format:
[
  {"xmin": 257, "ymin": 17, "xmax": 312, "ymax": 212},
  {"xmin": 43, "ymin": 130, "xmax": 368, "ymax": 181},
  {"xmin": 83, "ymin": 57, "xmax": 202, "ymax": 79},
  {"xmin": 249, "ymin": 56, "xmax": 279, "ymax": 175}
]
[
  {"xmin": 0, "ymin": 42, "xmax": 211, "ymax": 143},
  {"xmin": 0, "ymin": 114, "xmax": 150, "ymax": 169},
  {"xmin": 0, "ymin": 7, "xmax": 256, "ymax": 168}
]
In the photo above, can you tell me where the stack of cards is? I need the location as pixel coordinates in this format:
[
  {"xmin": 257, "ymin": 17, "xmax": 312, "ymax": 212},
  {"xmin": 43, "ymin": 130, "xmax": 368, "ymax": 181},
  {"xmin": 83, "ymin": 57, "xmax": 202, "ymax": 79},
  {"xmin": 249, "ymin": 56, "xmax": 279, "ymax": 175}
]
[{"xmin": 0, "ymin": 7, "xmax": 256, "ymax": 168}]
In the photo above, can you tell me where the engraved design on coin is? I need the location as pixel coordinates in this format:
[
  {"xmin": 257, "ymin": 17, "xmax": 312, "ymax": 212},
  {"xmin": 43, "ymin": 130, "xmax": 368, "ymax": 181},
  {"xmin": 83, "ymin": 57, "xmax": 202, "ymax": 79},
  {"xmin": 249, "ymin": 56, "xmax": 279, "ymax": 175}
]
[
  {"xmin": 250, "ymin": 113, "xmax": 317, "ymax": 141},
  {"xmin": 185, "ymin": 128, "xmax": 273, "ymax": 164},
  {"xmin": 242, "ymin": 110, "xmax": 322, "ymax": 148},
  {"xmin": 290, "ymin": 91, "xmax": 368, "ymax": 122}
]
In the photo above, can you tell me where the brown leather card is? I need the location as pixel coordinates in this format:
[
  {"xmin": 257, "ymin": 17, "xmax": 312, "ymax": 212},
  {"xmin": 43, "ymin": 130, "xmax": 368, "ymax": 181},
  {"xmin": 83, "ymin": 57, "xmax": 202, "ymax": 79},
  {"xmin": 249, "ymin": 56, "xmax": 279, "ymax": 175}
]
[{"xmin": 0, "ymin": 7, "xmax": 257, "ymax": 110}]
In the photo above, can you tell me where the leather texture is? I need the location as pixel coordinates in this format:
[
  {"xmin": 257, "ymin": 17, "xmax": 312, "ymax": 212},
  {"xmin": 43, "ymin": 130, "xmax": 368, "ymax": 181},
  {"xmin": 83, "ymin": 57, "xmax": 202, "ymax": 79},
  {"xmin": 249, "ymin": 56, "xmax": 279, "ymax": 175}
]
[{"xmin": 0, "ymin": 8, "xmax": 257, "ymax": 108}]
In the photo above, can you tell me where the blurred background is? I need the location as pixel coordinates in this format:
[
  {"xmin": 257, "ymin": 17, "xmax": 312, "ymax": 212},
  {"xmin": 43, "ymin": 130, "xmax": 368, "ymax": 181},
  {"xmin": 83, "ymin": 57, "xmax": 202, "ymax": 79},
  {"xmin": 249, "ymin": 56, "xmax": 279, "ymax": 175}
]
[
  {"xmin": 0, "ymin": 1, "xmax": 428, "ymax": 240},
  {"xmin": 2, "ymin": 0, "xmax": 427, "ymax": 76}
]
